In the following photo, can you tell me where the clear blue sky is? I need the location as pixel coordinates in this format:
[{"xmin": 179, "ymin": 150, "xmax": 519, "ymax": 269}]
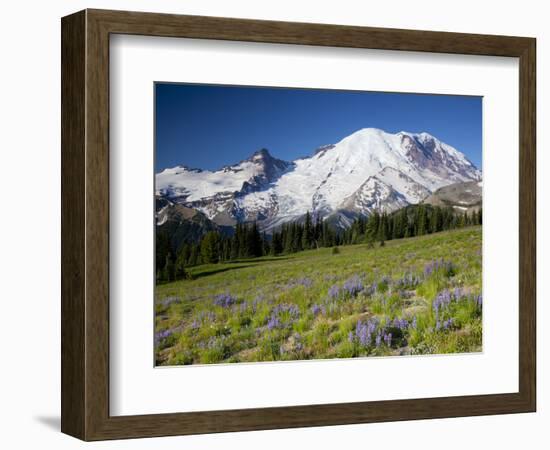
[{"xmin": 155, "ymin": 83, "xmax": 482, "ymax": 172}]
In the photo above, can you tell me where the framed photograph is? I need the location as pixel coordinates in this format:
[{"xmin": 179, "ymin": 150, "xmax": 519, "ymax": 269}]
[{"xmin": 61, "ymin": 9, "xmax": 536, "ymax": 440}]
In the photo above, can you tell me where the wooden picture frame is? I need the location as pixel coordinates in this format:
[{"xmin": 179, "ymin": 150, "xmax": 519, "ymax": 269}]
[{"xmin": 61, "ymin": 9, "xmax": 536, "ymax": 441}]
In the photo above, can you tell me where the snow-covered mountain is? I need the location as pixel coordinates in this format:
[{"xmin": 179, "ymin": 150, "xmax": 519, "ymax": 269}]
[{"xmin": 156, "ymin": 128, "xmax": 481, "ymax": 232}]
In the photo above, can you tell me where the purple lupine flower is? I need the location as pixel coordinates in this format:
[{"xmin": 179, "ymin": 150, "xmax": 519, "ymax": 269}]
[
  {"xmin": 375, "ymin": 276, "xmax": 391, "ymax": 292},
  {"xmin": 311, "ymin": 304, "xmax": 325, "ymax": 316},
  {"xmin": 411, "ymin": 316, "xmax": 418, "ymax": 330},
  {"xmin": 393, "ymin": 318, "xmax": 409, "ymax": 330},
  {"xmin": 384, "ymin": 333, "xmax": 392, "ymax": 347},
  {"xmin": 267, "ymin": 303, "xmax": 300, "ymax": 330},
  {"xmin": 328, "ymin": 284, "xmax": 341, "ymax": 300},
  {"xmin": 435, "ymin": 321, "xmax": 441, "ymax": 331},
  {"xmin": 213, "ymin": 293, "xmax": 237, "ymax": 308},
  {"xmin": 155, "ymin": 329, "xmax": 173, "ymax": 346},
  {"xmin": 443, "ymin": 318, "xmax": 453, "ymax": 330},
  {"xmin": 395, "ymin": 272, "xmax": 420, "ymax": 290},
  {"xmin": 355, "ymin": 320, "xmax": 369, "ymax": 346},
  {"xmin": 433, "ymin": 289, "xmax": 452, "ymax": 313},
  {"xmin": 296, "ymin": 277, "xmax": 313, "ymax": 288},
  {"xmin": 424, "ymin": 259, "xmax": 454, "ymax": 278},
  {"xmin": 424, "ymin": 260, "xmax": 436, "ymax": 277},
  {"xmin": 351, "ymin": 319, "xmax": 379, "ymax": 347},
  {"xmin": 476, "ymin": 294, "xmax": 483, "ymax": 307},
  {"xmin": 267, "ymin": 315, "xmax": 281, "ymax": 330},
  {"xmin": 453, "ymin": 287, "xmax": 463, "ymax": 301},
  {"xmin": 367, "ymin": 318, "xmax": 378, "ymax": 335},
  {"xmin": 375, "ymin": 333, "xmax": 382, "ymax": 348},
  {"xmin": 343, "ymin": 275, "xmax": 364, "ymax": 298}
]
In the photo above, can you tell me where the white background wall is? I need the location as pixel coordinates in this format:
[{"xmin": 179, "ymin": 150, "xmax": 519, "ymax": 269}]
[{"xmin": 0, "ymin": 0, "xmax": 546, "ymax": 448}]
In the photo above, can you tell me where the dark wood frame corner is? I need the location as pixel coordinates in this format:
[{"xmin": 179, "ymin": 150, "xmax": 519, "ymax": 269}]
[{"xmin": 61, "ymin": 9, "xmax": 536, "ymax": 441}]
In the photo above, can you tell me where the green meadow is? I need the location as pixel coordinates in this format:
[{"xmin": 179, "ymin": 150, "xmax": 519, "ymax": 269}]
[{"xmin": 155, "ymin": 226, "xmax": 482, "ymax": 365}]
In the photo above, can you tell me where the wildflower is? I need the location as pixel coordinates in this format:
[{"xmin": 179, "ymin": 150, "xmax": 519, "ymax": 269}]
[
  {"xmin": 393, "ymin": 318, "xmax": 409, "ymax": 330},
  {"xmin": 155, "ymin": 329, "xmax": 173, "ymax": 346},
  {"xmin": 311, "ymin": 304, "xmax": 325, "ymax": 316},
  {"xmin": 433, "ymin": 289, "xmax": 452, "ymax": 313},
  {"xmin": 395, "ymin": 272, "xmax": 420, "ymax": 290},
  {"xmin": 384, "ymin": 333, "xmax": 392, "ymax": 347},
  {"xmin": 453, "ymin": 287, "xmax": 463, "ymax": 301},
  {"xmin": 343, "ymin": 275, "xmax": 364, "ymax": 298},
  {"xmin": 328, "ymin": 284, "xmax": 340, "ymax": 300},
  {"xmin": 267, "ymin": 303, "xmax": 300, "ymax": 330},
  {"xmin": 424, "ymin": 259, "xmax": 454, "ymax": 277},
  {"xmin": 213, "ymin": 293, "xmax": 237, "ymax": 308},
  {"xmin": 375, "ymin": 333, "xmax": 382, "ymax": 348},
  {"xmin": 355, "ymin": 320, "xmax": 368, "ymax": 346},
  {"xmin": 350, "ymin": 318, "xmax": 379, "ymax": 348},
  {"xmin": 296, "ymin": 277, "xmax": 313, "ymax": 288},
  {"xmin": 267, "ymin": 315, "xmax": 281, "ymax": 330},
  {"xmin": 443, "ymin": 318, "xmax": 453, "ymax": 330}
]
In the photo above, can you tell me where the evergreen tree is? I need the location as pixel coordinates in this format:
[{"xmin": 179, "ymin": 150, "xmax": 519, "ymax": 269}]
[
  {"xmin": 188, "ymin": 244, "xmax": 199, "ymax": 266},
  {"xmin": 433, "ymin": 206, "xmax": 443, "ymax": 233},
  {"xmin": 262, "ymin": 232, "xmax": 271, "ymax": 256},
  {"xmin": 378, "ymin": 212, "xmax": 389, "ymax": 241},
  {"xmin": 417, "ymin": 205, "xmax": 427, "ymax": 235},
  {"xmin": 271, "ymin": 231, "xmax": 283, "ymax": 255},
  {"xmin": 302, "ymin": 211, "xmax": 313, "ymax": 250},
  {"xmin": 174, "ymin": 255, "xmax": 187, "ymax": 280},
  {"xmin": 200, "ymin": 231, "xmax": 221, "ymax": 264},
  {"xmin": 246, "ymin": 222, "xmax": 263, "ymax": 257},
  {"xmin": 162, "ymin": 253, "xmax": 175, "ymax": 282},
  {"xmin": 365, "ymin": 211, "xmax": 380, "ymax": 245},
  {"xmin": 156, "ymin": 232, "xmax": 171, "ymax": 273},
  {"xmin": 458, "ymin": 212, "xmax": 466, "ymax": 228},
  {"xmin": 283, "ymin": 223, "xmax": 293, "ymax": 254}
]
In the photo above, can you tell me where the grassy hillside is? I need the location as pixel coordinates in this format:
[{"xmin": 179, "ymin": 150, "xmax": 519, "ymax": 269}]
[{"xmin": 155, "ymin": 226, "xmax": 482, "ymax": 365}]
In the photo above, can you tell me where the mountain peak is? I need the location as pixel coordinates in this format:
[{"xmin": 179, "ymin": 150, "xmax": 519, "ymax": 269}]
[
  {"xmin": 250, "ymin": 148, "xmax": 272, "ymax": 160},
  {"xmin": 352, "ymin": 127, "xmax": 387, "ymax": 136},
  {"xmin": 398, "ymin": 130, "xmax": 435, "ymax": 139}
]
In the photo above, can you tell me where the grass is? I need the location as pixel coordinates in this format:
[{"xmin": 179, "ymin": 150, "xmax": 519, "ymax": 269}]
[{"xmin": 155, "ymin": 226, "xmax": 482, "ymax": 365}]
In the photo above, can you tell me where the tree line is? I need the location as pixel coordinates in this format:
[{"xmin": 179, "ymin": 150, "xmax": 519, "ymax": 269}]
[
  {"xmin": 342, "ymin": 204, "xmax": 482, "ymax": 246},
  {"xmin": 156, "ymin": 205, "xmax": 482, "ymax": 283}
]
